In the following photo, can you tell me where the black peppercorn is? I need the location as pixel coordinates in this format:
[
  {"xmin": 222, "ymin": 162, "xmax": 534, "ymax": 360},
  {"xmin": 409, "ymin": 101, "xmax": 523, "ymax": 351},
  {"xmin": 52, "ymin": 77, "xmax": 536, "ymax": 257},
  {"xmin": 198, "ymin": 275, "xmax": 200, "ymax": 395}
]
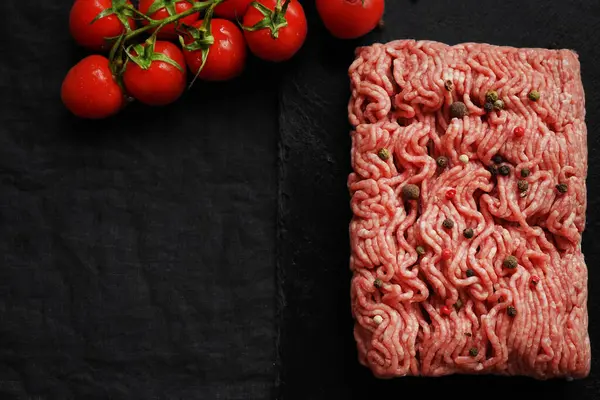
[
  {"xmin": 436, "ymin": 156, "xmax": 449, "ymax": 168},
  {"xmin": 442, "ymin": 219, "xmax": 454, "ymax": 229},
  {"xmin": 521, "ymin": 168, "xmax": 531, "ymax": 178},
  {"xmin": 503, "ymin": 255, "xmax": 518, "ymax": 269},
  {"xmin": 463, "ymin": 228, "xmax": 474, "ymax": 239},
  {"xmin": 469, "ymin": 347, "xmax": 479, "ymax": 357},
  {"xmin": 517, "ymin": 180, "xmax": 529, "ymax": 192},
  {"xmin": 498, "ymin": 165, "xmax": 510, "ymax": 176},
  {"xmin": 374, "ymin": 279, "xmax": 383, "ymax": 288},
  {"xmin": 492, "ymin": 154, "xmax": 504, "ymax": 164},
  {"xmin": 484, "ymin": 102, "xmax": 494, "ymax": 112},
  {"xmin": 466, "ymin": 269, "xmax": 475, "ymax": 277},
  {"xmin": 450, "ymin": 101, "xmax": 468, "ymax": 118},
  {"xmin": 402, "ymin": 184, "xmax": 420, "ymax": 200},
  {"xmin": 507, "ymin": 306, "xmax": 517, "ymax": 317},
  {"xmin": 488, "ymin": 165, "xmax": 498, "ymax": 176},
  {"xmin": 556, "ymin": 183, "xmax": 568, "ymax": 194}
]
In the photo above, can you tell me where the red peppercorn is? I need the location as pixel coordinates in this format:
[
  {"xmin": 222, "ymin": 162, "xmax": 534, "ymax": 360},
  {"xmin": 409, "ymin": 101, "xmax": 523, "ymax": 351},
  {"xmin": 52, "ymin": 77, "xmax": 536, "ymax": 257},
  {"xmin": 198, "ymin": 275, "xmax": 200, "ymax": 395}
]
[
  {"xmin": 441, "ymin": 305, "xmax": 452, "ymax": 316},
  {"xmin": 530, "ymin": 275, "xmax": 540, "ymax": 288},
  {"xmin": 514, "ymin": 126, "xmax": 525, "ymax": 137},
  {"xmin": 442, "ymin": 249, "xmax": 452, "ymax": 260},
  {"xmin": 445, "ymin": 189, "xmax": 456, "ymax": 199}
]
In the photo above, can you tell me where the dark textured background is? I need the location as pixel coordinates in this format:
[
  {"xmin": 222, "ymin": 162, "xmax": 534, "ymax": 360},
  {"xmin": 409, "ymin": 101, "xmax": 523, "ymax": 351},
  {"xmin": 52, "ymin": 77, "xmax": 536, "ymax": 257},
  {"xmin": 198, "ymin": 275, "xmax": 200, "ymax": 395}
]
[
  {"xmin": 0, "ymin": 0, "xmax": 599, "ymax": 399},
  {"xmin": 279, "ymin": 1, "xmax": 600, "ymax": 399},
  {"xmin": 0, "ymin": 1, "xmax": 279, "ymax": 398}
]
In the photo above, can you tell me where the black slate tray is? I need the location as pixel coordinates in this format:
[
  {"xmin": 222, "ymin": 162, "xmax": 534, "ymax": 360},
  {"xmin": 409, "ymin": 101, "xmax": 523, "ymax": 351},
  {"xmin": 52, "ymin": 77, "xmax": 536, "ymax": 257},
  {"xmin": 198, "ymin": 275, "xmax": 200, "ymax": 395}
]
[{"xmin": 279, "ymin": 1, "xmax": 600, "ymax": 399}]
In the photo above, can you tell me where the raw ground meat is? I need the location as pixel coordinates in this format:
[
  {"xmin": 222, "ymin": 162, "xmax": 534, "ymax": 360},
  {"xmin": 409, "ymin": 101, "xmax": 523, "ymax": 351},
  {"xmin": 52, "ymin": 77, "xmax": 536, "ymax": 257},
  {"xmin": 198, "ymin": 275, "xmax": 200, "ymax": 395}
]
[{"xmin": 347, "ymin": 40, "xmax": 590, "ymax": 379}]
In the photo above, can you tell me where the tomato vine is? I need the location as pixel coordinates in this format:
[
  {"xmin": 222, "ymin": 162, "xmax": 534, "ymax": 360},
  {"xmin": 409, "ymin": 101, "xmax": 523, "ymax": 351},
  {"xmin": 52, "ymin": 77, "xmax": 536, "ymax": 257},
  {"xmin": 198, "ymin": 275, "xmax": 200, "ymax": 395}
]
[{"xmin": 104, "ymin": 0, "xmax": 223, "ymax": 81}]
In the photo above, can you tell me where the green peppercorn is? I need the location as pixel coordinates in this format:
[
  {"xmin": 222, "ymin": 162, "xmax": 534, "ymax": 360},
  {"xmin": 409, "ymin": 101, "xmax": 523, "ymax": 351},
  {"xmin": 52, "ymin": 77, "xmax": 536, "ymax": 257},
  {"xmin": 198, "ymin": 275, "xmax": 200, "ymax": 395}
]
[
  {"xmin": 450, "ymin": 101, "xmax": 468, "ymax": 119},
  {"xmin": 469, "ymin": 347, "xmax": 479, "ymax": 357},
  {"xmin": 492, "ymin": 154, "xmax": 504, "ymax": 164},
  {"xmin": 485, "ymin": 90, "xmax": 499, "ymax": 103},
  {"xmin": 520, "ymin": 168, "xmax": 531, "ymax": 178},
  {"xmin": 528, "ymin": 90, "xmax": 540, "ymax": 101},
  {"xmin": 503, "ymin": 255, "xmax": 518, "ymax": 269},
  {"xmin": 556, "ymin": 183, "xmax": 568, "ymax": 194},
  {"xmin": 402, "ymin": 184, "xmax": 420, "ymax": 200},
  {"xmin": 517, "ymin": 180, "xmax": 529, "ymax": 192},
  {"xmin": 466, "ymin": 269, "xmax": 475, "ymax": 277},
  {"xmin": 507, "ymin": 306, "xmax": 517, "ymax": 317},
  {"xmin": 444, "ymin": 80, "xmax": 453, "ymax": 91},
  {"xmin": 442, "ymin": 218, "xmax": 454, "ymax": 229},
  {"xmin": 374, "ymin": 279, "xmax": 383, "ymax": 288},
  {"xmin": 498, "ymin": 165, "xmax": 510, "ymax": 176},
  {"xmin": 454, "ymin": 298, "xmax": 463, "ymax": 310},
  {"xmin": 493, "ymin": 99, "xmax": 505, "ymax": 111},
  {"xmin": 378, "ymin": 148, "xmax": 390, "ymax": 161},
  {"xmin": 436, "ymin": 156, "xmax": 449, "ymax": 168},
  {"xmin": 463, "ymin": 228, "xmax": 474, "ymax": 239},
  {"xmin": 416, "ymin": 246, "xmax": 425, "ymax": 256}
]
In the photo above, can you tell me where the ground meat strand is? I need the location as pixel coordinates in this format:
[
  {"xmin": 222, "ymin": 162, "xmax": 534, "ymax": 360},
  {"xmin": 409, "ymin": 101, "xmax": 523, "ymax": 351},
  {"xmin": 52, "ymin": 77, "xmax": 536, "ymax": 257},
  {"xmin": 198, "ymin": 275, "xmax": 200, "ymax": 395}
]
[{"xmin": 348, "ymin": 40, "xmax": 589, "ymax": 380}]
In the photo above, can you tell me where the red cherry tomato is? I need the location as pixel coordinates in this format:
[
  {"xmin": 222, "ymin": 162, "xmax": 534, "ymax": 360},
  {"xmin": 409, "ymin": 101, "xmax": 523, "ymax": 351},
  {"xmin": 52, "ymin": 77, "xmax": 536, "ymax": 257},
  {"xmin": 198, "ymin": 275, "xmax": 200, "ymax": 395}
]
[
  {"xmin": 242, "ymin": 0, "xmax": 307, "ymax": 62},
  {"xmin": 123, "ymin": 41, "xmax": 187, "ymax": 106},
  {"xmin": 316, "ymin": 0, "xmax": 384, "ymax": 39},
  {"xmin": 184, "ymin": 19, "xmax": 247, "ymax": 81},
  {"xmin": 214, "ymin": 0, "xmax": 254, "ymax": 20},
  {"xmin": 61, "ymin": 55, "xmax": 124, "ymax": 119},
  {"xmin": 69, "ymin": 0, "xmax": 136, "ymax": 52},
  {"xmin": 138, "ymin": 0, "xmax": 199, "ymax": 40}
]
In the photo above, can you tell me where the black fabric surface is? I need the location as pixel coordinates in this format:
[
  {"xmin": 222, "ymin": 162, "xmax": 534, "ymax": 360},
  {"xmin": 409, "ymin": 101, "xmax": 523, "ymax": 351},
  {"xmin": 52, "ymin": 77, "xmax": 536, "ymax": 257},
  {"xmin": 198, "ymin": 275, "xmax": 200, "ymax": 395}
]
[
  {"xmin": 0, "ymin": 1, "xmax": 279, "ymax": 399},
  {"xmin": 279, "ymin": 1, "xmax": 600, "ymax": 399}
]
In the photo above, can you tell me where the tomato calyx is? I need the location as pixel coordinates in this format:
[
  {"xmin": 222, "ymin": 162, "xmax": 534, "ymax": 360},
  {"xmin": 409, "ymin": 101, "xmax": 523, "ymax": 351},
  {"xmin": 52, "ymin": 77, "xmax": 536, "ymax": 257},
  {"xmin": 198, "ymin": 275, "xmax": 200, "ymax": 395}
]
[
  {"xmin": 243, "ymin": 0, "xmax": 291, "ymax": 39},
  {"xmin": 92, "ymin": 0, "xmax": 136, "ymax": 33},
  {"xmin": 180, "ymin": 22, "xmax": 215, "ymax": 53},
  {"xmin": 147, "ymin": 0, "xmax": 192, "ymax": 17},
  {"xmin": 179, "ymin": 2, "xmax": 222, "ymax": 85},
  {"xmin": 125, "ymin": 37, "xmax": 184, "ymax": 72}
]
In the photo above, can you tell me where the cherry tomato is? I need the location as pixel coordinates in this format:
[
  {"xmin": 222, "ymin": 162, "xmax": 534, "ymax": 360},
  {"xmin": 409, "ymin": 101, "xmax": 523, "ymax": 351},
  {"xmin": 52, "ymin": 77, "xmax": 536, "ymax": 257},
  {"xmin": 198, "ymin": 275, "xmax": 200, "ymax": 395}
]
[
  {"xmin": 242, "ymin": 0, "xmax": 307, "ymax": 62},
  {"xmin": 316, "ymin": 0, "xmax": 384, "ymax": 39},
  {"xmin": 123, "ymin": 41, "xmax": 187, "ymax": 106},
  {"xmin": 184, "ymin": 19, "xmax": 247, "ymax": 81},
  {"xmin": 61, "ymin": 55, "xmax": 124, "ymax": 119},
  {"xmin": 69, "ymin": 0, "xmax": 136, "ymax": 52},
  {"xmin": 214, "ymin": 0, "xmax": 254, "ymax": 20},
  {"xmin": 138, "ymin": 0, "xmax": 199, "ymax": 40}
]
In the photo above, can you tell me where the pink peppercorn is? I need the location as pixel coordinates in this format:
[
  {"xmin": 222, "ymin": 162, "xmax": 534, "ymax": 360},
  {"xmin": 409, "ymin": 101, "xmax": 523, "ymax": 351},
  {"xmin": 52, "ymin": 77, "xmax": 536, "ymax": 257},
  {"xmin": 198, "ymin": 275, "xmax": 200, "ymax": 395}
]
[
  {"xmin": 442, "ymin": 249, "xmax": 452, "ymax": 260},
  {"xmin": 530, "ymin": 275, "xmax": 540, "ymax": 288},
  {"xmin": 446, "ymin": 189, "xmax": 456, "ymax": 199},
  {"xmin": 441, "ymin": 305, "xmax": 452, "ymax": 316},
  {"xmin": 514, "ymin": 126, "xmax": 525, "ymax": 137}
]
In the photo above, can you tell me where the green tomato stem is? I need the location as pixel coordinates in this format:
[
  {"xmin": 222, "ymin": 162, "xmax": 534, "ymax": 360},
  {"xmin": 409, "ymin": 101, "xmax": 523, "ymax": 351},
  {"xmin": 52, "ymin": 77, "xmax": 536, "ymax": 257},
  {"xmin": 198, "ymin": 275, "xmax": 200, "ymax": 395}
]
[{"xmin": 120, "ymin": 0, "xmax": 218, "ymax": 43}]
